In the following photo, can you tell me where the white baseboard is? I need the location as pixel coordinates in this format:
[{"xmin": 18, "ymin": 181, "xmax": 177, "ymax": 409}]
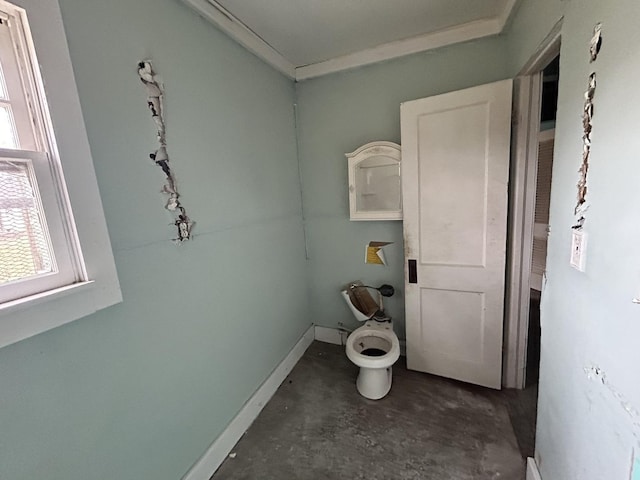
[
  {"xmin": 314, "ymin": 325, "xmax": 406, "ymax": 356},
  {"xmin": 526, "ymin": 457, "xmax": 542, "ymax": 480},
  {"xmin": 314, "ymin": 325, "xmax": 347, "ymax": 345},
  {"xmin": 181, "ymin": 325, "xmax": 315, "ymax": 480}
]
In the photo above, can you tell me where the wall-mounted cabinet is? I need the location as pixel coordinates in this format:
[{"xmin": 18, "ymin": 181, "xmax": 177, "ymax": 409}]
[{"xmin": 346, "ymin": 141, "xmax": 402, "ymax": 221}]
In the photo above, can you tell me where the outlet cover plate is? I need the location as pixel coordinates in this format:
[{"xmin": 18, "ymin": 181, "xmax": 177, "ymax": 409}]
[{"xmin": 570, "ymin": 230, "xmax": 587, "ymax": 272}]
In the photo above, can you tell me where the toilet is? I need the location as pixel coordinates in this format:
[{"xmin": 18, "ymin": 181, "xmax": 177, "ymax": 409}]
[{"xmin": 341, "ymin": 282, "xmax": 400, "ymax": 400}]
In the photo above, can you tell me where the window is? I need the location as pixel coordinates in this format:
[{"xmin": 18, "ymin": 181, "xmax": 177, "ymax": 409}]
[
  {"xmin": 0, "ymin": 0, "xmax": 121, "ymax": 348},
  {"xmin": 0, "ymin": 5, "xmax": 83, "ymax": 304}
]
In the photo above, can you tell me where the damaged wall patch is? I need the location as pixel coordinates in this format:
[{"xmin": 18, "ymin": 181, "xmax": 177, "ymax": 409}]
[
  {"xmin": 574, "ymin": 23, "xmax": 603, "ymax": 229},
  {"xmin": 590, "ymin": 22, "xmax": 603, "ymax": 62},
  {"xmin": 138, "ymin": 60, "xmax": 194, "ymax": 243},
  {"xmin": 585, "ymin": 365, "xmax": 640, "ymax": 444},
  {"xmin": 575, "ymin": 71, "xmax": 596, "ymax": 228}
]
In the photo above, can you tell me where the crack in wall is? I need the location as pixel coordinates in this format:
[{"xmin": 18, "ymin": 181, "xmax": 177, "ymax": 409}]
[
  {"xmin": 138, "ymin": 60, "xmax": 194, "ymax": 243},
  {"xmin": 574, "ymin": 23, "xmax": 602, "ymax": 229}
]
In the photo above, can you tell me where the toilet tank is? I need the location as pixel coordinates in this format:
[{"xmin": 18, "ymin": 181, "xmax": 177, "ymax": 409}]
[{"xmin": 341, "ymin": 282, "xmax": 381, "ymax": 322}]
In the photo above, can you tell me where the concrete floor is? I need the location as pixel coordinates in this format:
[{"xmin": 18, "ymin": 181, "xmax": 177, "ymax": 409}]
[{"xmin": 212, "ymin": 341, "xmax": 525, "ymax": 480}]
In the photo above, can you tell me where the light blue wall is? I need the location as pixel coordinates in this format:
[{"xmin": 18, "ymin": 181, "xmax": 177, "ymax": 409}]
[
  {"xmin": 507, "ymin": 0, "xmax": 640, "ymax": 478},
  {"xmin": 3, "ymin": 1, "xmax": 638, "ymax": 479},
  {"xmin": 505, "ymin": 0, "xmax": 564, "ymax": 76},
  {"xmin": 0, "ymin": 1, "xmax": 309, "ymax": 479},
  {"xmin": 295, "ymin": 37, "xmax": 511, "ymax": 338}
]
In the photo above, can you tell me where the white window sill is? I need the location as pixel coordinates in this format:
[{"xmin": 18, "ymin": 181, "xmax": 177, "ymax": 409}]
[
  {"xmin": 0, "ymin": 280, "xmax": 95, "ymax": 314},
  {"xmin": 0, "ymin": 279, "xmax": 121, "ymax": 349}
]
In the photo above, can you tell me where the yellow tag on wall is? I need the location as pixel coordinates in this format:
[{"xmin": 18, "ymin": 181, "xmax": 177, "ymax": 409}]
[
  {"xmin": 364, "ymin": 241, "xmax": 392, "ymax": 265},
  {"xmin": 366, "ymin": 246, "xmax": 385, "ymax": 265}
]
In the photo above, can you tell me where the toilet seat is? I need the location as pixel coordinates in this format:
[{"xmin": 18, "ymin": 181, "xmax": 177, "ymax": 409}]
[{"xmin": 345, "ymin": 323, "xmax": 400, "ymax": 369}]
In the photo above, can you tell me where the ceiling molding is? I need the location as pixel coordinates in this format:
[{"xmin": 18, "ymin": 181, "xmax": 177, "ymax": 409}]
[
  {"xmin": 181, "ymin": 0, "xmax": 296, "ymax": 78},
  {"xmin": 295, "ymin": 17, "xmax": 502, "ymax": 81},
  {"xmin": 181, "ymin": 0, "xmax": 520, "ymax": 82}
]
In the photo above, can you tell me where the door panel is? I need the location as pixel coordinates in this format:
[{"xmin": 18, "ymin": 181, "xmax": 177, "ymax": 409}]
[
  {"xmin": 418, "ymin": 102, "xmax": 489, "ymax": 267},
  {"xmin": 421, "ymin": 288, "xmax": 486, "ymax": 362},
  {"xmin": 401, "ymin": 79, "xmax": 513, "ymax": 389}
]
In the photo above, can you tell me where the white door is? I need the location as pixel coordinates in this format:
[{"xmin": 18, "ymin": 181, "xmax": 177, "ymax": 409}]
[{"xmin": 400, "ymin": 80, "xmax": 513, "ymax": 389}]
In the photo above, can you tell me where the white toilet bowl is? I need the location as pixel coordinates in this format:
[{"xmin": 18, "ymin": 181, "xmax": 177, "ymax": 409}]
[{"xmin": 345, "ymin": 321, "xmax": 400, "ymax": 400}]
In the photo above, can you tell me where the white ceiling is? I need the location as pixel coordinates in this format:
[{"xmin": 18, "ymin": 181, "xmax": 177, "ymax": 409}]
[{"xmin": 182, "ymin": 0, "xmax": 519, "ymax": 80}]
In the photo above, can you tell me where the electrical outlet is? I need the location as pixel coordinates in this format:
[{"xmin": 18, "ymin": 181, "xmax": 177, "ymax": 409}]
[{"xmin": 570, "ymin": 230, "xmax": 587, "ymax": 272}]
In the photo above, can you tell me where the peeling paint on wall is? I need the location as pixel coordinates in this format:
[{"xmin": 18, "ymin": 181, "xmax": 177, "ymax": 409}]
[
  {"xmin": 574, "ymin": 24, "xmax": 603, "ymax": 229},
  {"xmin": 585, "ymin": 365, "xmax": 640, "ymax": 443},
  {"xmin": 138, "ymin": 60, "xmax": 194, "ymax": 243},
  {"xmin": 590, "ymin": 23, "xmax": 603, "ymax": 63},
  {"xmin": 574, "ymin": 71, "xmax": 596, "ymax": 228}
]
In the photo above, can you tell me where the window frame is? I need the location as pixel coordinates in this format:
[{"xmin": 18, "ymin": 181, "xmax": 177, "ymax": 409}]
[
  {"xmin": 0, "ymin": 149, "xmax": 78, "ymax": 302},
  {"xmin": 0, "ymin": 2, "xmax": 85, "ymax": 301},
  {"xmin": 0, "ymin": 0, "xmax": 121, "ymax": 349}
]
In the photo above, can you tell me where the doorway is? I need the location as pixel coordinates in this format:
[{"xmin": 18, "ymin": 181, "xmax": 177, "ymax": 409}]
[
  {"xmin": 527, "ymin": 55, "xmax": 559, "ymax": 387},
  {"xmin": 397, "ymin": 19, "xmax": 562, "ymax": 458},
  {"xmin": 503, "ymin": 23, "xmax": 561, "ymax": 458}
]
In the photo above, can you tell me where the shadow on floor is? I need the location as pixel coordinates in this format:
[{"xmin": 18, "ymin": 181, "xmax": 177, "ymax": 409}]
[
  {"xmin": 503, "ymin": 385, "xmax": 538, "ymax": 459},
  {"xmin": 503, "ymin": 293, "xmax": 541, "ymax": 459},
  {"xmin": 212, "ymin": 342, "xmax": 525, "ymax": 480}
]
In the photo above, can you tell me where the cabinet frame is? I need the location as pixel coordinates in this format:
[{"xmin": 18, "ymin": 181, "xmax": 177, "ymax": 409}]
[{"xmin": 346, "ymin": 141, "xmax": 402, "ymax": 221}]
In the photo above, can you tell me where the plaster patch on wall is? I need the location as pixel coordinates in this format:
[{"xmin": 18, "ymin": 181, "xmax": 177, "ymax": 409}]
[
  {"xmin": 584, "ymin": 365, "xmax": 640, "ymax": 442},
  {"xmin": 590, "ymin": 23, "xmax": 603, "ymax": 63},
  {"xmin": 138, "ymin": 60, "xmax": 194, "ymax": 243},
  {"xmin": 574, "ymin": 24, "xmax": 603, "ymax": 229},
  {"xmin": 574, "ymin": 71, "xmax": 596, "ymax": 228}
]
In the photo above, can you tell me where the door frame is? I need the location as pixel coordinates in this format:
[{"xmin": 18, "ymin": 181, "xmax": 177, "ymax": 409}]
[{"xmin": 503, "ymin": 19, "xmax": 562, "ymax": 389}]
